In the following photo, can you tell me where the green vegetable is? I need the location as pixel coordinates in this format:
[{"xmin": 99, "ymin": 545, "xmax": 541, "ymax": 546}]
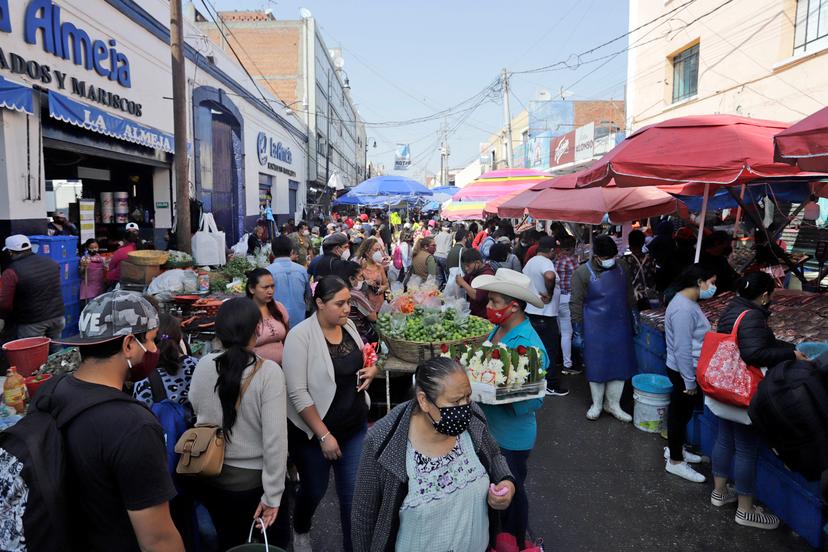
[{"xmin": 221, "ymin": 257, "xmax": 256, "ymax": 281}]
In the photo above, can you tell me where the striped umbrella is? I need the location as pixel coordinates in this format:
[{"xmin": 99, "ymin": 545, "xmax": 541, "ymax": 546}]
[
  {"xmin": 440, "ymin": 199, "xmax": 488, "ymax": 221},
  {"xmin": 452, "ymin": 168, "xmax": 548, "ymax": 202}
]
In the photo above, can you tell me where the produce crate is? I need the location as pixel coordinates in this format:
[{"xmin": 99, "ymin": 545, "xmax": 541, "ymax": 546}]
[
  {"xmin": 61, "ymin": 280, "xmax": 80, "ymax": 306},
  {"xmin": 685, "ymin": 408, "xmax": 704, "ymax": 449},
  {"xmin": 633, "ymin": 324, "xmax": 667, "ymax": 375},
  {"xmin": 64, "ymin": 301, "xmax": 81, "ymax": 333},
  {"xmin": 56, "ymin": 258, "xmax": 80, "ymax": 283},
  {"xmin": 470, "ymin": 381, "xmax": 545, "ymax": 405},
  {"xmin": 29, "ymin": 235, "xmax": 79, "ymax": 261},
  {"xmin": 120, "ymin": 261, "xmax": 162, "ymax": 284},
  {"xmin": 62, "ymin": 323, "xmax": 79, "ymax": 339}
]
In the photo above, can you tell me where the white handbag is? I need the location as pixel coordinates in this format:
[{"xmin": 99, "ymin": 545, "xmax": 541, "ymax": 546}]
[{"xmin": 193, "ymin": 213, "xmax": 226, "ymax": 267}]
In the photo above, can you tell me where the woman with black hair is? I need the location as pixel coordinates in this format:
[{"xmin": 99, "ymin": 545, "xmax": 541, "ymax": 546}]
[
  {"xmin": 282, "ymin": 276, "xmax": 378, "ymax": 552},
  {"xmin": 246, "ymin": 268, "xmax": 290, "ymax": 366},
  {"xmin": 352, "ymin": 357, "xmax": 514, "ymax": 551},
  {"xmin": 79, "ymin": 238, "xmax": 106, "ymax": 304},
  {"xmin": 708, "ymin": 272, "xmax": 806, "ymax": 531},
  {"xmin": 132, "ymin": 313, "xmax": 197, "ymax": 409},
  {"xmin": 188, "ymin": 297, "xmax": 288, "ymax": 549},
  {"xmin": 663, "ymin": 264, "xmax": 716, "ymax": 484}
]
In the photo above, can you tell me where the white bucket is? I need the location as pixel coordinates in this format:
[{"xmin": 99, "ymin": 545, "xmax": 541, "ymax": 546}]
[
  {"xmin": 114, "ymin": 191, "xmax": 129, "ymax": 223},
  {"xmin": 633, "ymin": 389, "xmax": 671, "ymax": 433},
  {"xmin": 100, "ymin": 192, "xmax": 114, "ymax": 223}
]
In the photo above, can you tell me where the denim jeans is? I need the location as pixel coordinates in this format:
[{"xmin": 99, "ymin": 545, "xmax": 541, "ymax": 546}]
[
  {"xmin": 712, "ymin": 417, "xmax": 760, "ymax": 496},
  {"xmin": 291, "ymin": 424, "xmax": 367, "ymax": 552},
  {"xmin": 527, "ymin": 314, "xmax": 561, "ymax": 389},
  {"xmin": 500, "ymin": 448, "xmax": 530, "ymax": 544},
  {"xmin": 558, "ymin": 296, "xmax": 573, "ymax": 368}
]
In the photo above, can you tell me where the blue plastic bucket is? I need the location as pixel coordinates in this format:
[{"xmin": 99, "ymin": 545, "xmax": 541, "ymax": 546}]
[
  {"xmin": 631, "ymin": 374, "xmax": 673, "ymax": 433},
  {"xmin": 796, "ymin": 342, "xmax": 828, "ymax": 360}
]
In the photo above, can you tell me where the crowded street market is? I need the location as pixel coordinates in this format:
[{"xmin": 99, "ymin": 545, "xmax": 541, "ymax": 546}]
[{"xmin": 3, "ymin": 1, "xmax": 828, "ymax": 552}]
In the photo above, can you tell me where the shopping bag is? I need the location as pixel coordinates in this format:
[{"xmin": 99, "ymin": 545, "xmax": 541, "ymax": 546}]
[
  {"xmin": 696, "ymin": 311, "xmax": 764, "ymax": 407},
  {"xmin": 193, "ymin": 213, "xmax": 226, "ymax": 267}
]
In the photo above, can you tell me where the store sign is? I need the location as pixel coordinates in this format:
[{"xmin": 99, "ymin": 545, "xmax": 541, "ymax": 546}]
[
  {"xmin": 575, "ymin": 122, "xmax": 595, "ymax": 163},
  {"xmin": 394, "ymin": 143, "xmax": 411, "ymax": 170},
  {"xmin": 256, "ymin": 131, "xmax": 295, "ymax": 175},
  {"xmin": 0, "ymin": 0, "xmax": 143, "ymax": 116},
  {"xmin": 549, "ymin": 130, "xmax": 575, "ymax": 167},
  {"xmin": 155, "ymin": 201, "xmax": 169, "ymax": 209}
]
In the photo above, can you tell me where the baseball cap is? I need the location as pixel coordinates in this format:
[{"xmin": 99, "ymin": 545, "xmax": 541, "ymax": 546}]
[
  {"xmin": 54, "ymin": 210, "xmax": 67, "ymax": 218},
  {"xmin": 125, "ymin": 222, "xmax": 139, "ymax": 232},
  {"xmin": 322, "ymin": 233, "xmax": 348, "ymax": 248},
  {"xmin": 3, "ymin": 235, "xmax": 32, "ymax": 252},
  {"xmin": 59, "ymin": 291, "xmax": 159, "ymax": 346}
]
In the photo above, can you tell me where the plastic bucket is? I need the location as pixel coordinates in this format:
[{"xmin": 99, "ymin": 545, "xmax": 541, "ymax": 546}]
[
  {"xmin": 632, "ymin": 373, "xmax": 673, "ymax": 433},
  {"xmin": 796, "ymin": 341, "xmax": 828, "ymax": 360},
  {"xmin": 2, "ymin": 337, "xmax": 51, "ymax": 377}
]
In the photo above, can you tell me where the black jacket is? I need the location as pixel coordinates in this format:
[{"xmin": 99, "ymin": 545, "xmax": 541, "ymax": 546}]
[
  {"xmin": 7, "ymin": 252, "xmax": 64, "ymax": 324},
  {"xmin": 351, "ymin": 400, "xmax": 514, "ymax": 552},
  {"xmin": 716, "ymin": 296, "xmax": 796, "ymax": 369}
]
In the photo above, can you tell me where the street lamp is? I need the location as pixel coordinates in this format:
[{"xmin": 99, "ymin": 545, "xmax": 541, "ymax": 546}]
[{"xmin": 364, "ymin": 137, "xmax": 376, "ymax": 179}]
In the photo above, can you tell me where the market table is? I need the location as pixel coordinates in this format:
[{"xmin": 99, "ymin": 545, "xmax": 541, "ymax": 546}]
[{"xmin": 379, "ymin": 355, "xmax": 417, "ymax": 412}]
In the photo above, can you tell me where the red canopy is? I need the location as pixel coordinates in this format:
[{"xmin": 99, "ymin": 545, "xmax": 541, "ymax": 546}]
[
  {"xmin": 499, "ymin": 172, "xmax": 682, "ymax": 223},
  {"xmin": 577, "ymin": 115, "xmax": 821, "ymax": 192},
  {"xmin": 774, "ymin": 106, "xmax": 828, "ymax": 171}
]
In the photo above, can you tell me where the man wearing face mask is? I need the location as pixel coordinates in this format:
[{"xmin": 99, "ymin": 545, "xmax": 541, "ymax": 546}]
[
  {"xmin": 471, "ymin": 269, "xmax": 548, "ymax": 549},
  {"xmin": 50, "ymin": 291, "xmax": 183, "ymax": 551},
  {"xmin": 289, "ymin": 221, "xmax": 314, "ymax": 267},
  {"xmin": 570, "ymin": 235, "xmax": 637, "ymax": 423},
  {"xmin": 308, "ymin": 232, "xmax": 350, "ymax": 280},
  {"xmin": 455, "ymin": 248, "xmax": 496, "ymax": 318}
]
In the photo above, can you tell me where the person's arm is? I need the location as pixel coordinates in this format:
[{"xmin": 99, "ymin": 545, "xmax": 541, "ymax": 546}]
[
  {"xmin": 456, "ymin": 276, "xmax": 478, "ymax": 300},
  {"xmin": 426, "ymin": 255, "xmax": 438, "ymax": 277},
  {"xmin": 668, "ymin": 307, "xmax": 698, "ymax": 390},
  {"xmin": 351, "ymin": 432, "xmax": 383, "ymax": 551},
  {"xmin": 569, "ymin": 268, "xmax": 587, "ymax": 325},
  {"xmin": 736, "ymin": 311, "xmax": 797, "ymax": 368},
  {"xmin": 0, "ymin": 269, "xmax": 18, "ymax": 316},
  {"xmin": 259, "ymin": 364, "xmax": 288, "ymax": 513},
  {"xmin": 127, "ymin": 503, "xmax": 184, "ymax": 552}
]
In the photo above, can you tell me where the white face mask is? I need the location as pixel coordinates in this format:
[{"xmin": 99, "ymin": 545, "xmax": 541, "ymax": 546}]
[
  {"xmin": 600, "ymin": 258, "xmax": 616, "ymax": 269},
  {"xmin": 372, "ymin": 251, "xmax": 384, "ymax": 264},
  {"xmin": 302, "ymin": 230, "xmax": 310, "ymax": 236},
  {"xmin": 340, "ymin": 248, "xmax": 351, "ymax": 260}
]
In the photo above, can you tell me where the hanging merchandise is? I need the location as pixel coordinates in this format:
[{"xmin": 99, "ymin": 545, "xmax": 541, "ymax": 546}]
[
  {"xmin": 114, "ymin": 191, "xmax": 129, "ymax": 223},
  {"xmin": 192, "ymin": 213, "xmax": 227, "ymax": 267},
  {"xmin": 100, "ymin": 192, "xmax": 114, "ymax": 223}
]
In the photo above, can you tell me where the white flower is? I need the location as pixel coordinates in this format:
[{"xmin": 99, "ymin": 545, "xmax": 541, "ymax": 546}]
[
  {"xmin": 515, "ymin": 368, "xmax": 530, "ymax": 385},
  {"xmin": 482, "ymin": 340, "xmax": 493, "ymax": 347}
]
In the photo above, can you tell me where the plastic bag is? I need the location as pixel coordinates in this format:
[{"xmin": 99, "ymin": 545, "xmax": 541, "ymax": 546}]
[
  {"xmin": 231, "ymin": 233, "xmax": 250, "ymax": 258},
  {"xmin": 147, "ymin": 269, "xmax": 199, "ymax": 301},
  {"xmin": 193, "ymin": 213, "xmax": 226, "ymax": 267}
]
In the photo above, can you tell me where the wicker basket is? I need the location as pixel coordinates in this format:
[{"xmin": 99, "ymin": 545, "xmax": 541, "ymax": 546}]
[
  {"xmin": 127, "ymin": 250, "xmax": 169, "ymax": 266},
  {"xmin": 381, "ymin": 332, "xmax": 489, "ymax": 364}
]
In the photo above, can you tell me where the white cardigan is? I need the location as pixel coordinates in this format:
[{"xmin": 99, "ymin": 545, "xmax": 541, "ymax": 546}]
[{"xmin": 282, "ymin": 313, "xmax": 365, "ymax": 439}]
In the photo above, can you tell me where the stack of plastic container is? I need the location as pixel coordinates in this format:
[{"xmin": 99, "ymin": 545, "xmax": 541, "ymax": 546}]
[{"xmin": 28, "ymin": 235, "xmax": 80, "ymax": 337}]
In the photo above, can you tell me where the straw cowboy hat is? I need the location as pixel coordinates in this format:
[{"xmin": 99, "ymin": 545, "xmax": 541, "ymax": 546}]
[{"xmin": 471, "ymin": 268, "xmax": 544, "ymax": 308}]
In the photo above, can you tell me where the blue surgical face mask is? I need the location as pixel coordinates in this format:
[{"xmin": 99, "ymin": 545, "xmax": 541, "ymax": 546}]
[
  {"xmin": 600, "ymin": 258, "xmax": 616, "ymax": 269},
  {"xmin": 699, "ymin": 284, "xmax": 717, "ymax": 300}
]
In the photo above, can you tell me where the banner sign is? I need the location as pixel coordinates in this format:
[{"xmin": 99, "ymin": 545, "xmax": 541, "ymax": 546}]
[
  {"xmin": 394, "ymin": 143, "xmax": 411, "ymax": 170},
  {"xmin": 575, "ymin": 122, "xmax": 595, "ymax": 163},
  {"xmin": 48, "ymin": 91, "xmax": 173, "ymax": 153},
  {"xmin": 550, "ymin": 130, "xmax": 575, "ymax": 167}
]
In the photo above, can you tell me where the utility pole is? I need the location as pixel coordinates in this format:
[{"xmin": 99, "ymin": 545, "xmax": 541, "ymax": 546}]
[
  {"xmin": 501, "ymin": 68, "xmax": 514, "ymax": 168},
  {"xmin": 439, "ymin": 121, "xmax": 450, "ymax": 186},
  {"xmin": 170, "ymin": 0, "xmax": 190, "ymax": 253}
]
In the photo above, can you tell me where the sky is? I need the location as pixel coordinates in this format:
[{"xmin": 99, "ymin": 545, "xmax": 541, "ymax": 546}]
[{"xmin": 210, "ymin": 0, "xmax": 630, "ymax": 182}]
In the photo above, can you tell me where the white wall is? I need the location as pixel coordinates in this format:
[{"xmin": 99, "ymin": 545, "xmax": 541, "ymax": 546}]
[
  {"xmin": 454, "ymin": 160, "xmax": 483, "ymax": 189},
  {"xmin": 0, "ymin": 107, "xmax": 46, "ymax": 221}
]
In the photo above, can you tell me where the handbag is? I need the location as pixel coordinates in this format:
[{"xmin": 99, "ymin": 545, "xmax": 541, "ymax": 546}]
[
  {"xmin": 192, "ymin": 213, "xmax": 227, "ymax": 267},
  {"xmin": 175, "ymin": 359, "xmax": 262, "ymax": 477},
  {"xmin": 696, "ymin": 311, "xmax": 764, "ymax": 408}
]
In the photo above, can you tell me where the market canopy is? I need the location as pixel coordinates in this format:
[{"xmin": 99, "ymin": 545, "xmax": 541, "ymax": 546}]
[
  {"xmin": 441, "ymin": 199, "xmax": 488, "ymax": 221},
  {"xmin": 576, "ymin": 115, "xmax": 822, "ymax": 193},
  {"xmin": 0, "ymin": 76, "xmax": 33, "ymax": 115},
  {"xmin": 350, "ymin": 175, "xmax": 432, "ymax": 198},
  {"xmin": 498, "ymin": 172, "xmax": 681, "ymax": 224},
  {"xmin": 332, "ymin": 191, "xmax": 419, "ymax": 207},
  {"xmin": 774, "ymin": 106, "xmax": 828, "ymax": 171},
  {"xmin": 452, "ymin": 168, "xmax": 548, "ymax": 202}
]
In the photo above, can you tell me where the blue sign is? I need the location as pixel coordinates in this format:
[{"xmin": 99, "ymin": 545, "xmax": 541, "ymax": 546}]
[
  {"xmin": 257, "ymin": 131, "xmax": 293, "ymax": 166},
  {"xmin": 48, "ymin": 91, "xmax": 173, "ymax": 152},
  {"xmin": 256, "ymin": 131, "xmax": 268, "ymax": 165}
]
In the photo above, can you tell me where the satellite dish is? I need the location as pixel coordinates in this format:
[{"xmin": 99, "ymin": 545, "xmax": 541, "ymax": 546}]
[
  {"xmin": 334, "ymin": 56, "xmax": 345, "ymax": 69},
  {"xmin": 299, "ymin": 7, "xmax": 312, "ymax": 19}
]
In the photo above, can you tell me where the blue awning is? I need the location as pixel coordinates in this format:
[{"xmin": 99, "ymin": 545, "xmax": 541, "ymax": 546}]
[
  {"xmin": 48, "ymin": 91, "xmax": 174, "ymax": 153},
  {"xmin": 0, "ymin": 76, "xmax": 33, "ymax": 114}
]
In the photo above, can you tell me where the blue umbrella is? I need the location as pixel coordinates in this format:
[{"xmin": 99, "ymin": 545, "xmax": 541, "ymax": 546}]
[
  {"xmin": 332, "ymin": 192, "xmax": 409, "ymax": 207},
  {"xmin": 429, "ymin": 186, "xmax": 460, "ymax": 203},
  {"xmin": 351, "ymin": 175, "xmax": 432, "ymax": 198}
]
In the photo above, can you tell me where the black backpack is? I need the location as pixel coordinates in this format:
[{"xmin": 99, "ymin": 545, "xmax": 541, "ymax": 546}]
[
  {"xmin": 748, "ymin": 357, "xmax": 828, "ymax": 481},
  {"xmin": 0, "ymin": 374, "xmax": 134, "ymax": 551}
]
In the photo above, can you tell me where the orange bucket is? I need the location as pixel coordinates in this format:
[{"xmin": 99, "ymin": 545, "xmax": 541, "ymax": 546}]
[{"xmin": 3, "ymin": 337, "xmax": 51, "ymax": 377}]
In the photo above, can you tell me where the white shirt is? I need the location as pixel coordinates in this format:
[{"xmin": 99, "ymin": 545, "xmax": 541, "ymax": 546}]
[
  {"xmin": 434, "ymin": 230, "xmax": 453, "ymax": 258},
  {"xmin": 523, "ymin": 254, "xmax": 560, "ymax": 317}
]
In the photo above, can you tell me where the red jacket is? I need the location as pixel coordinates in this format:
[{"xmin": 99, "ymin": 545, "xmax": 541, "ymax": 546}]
[{"xmin": 106, "ymin": 243, "xmax": 137, "ymax": 283}]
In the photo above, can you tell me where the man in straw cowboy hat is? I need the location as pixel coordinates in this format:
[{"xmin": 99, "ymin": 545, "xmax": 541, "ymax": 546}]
[{"xmin": 472, "ymin": 268, "xmax": 548, "ymax": 550}]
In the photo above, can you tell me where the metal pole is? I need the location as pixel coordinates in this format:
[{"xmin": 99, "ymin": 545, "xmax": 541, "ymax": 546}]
[
  {"xmin": 732, "ymin": 182, "xmax": 747, "ymax": 239},
  {"xmin": 694, "ymin": 183, "xmax": 711, "ymax": 263},
  {"xmin": 170, "ymin": 0, "xmax": 191, "ymax": 253},
  {"xmin": 502, "ymin": 68, "xmax": 514, "ymax": 168}
]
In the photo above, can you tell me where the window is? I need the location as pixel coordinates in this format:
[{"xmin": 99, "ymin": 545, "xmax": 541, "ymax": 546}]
[
  {"xmin": 258, "ymin": 173, "xmax": 273, "ymax": 212},
  {"xmin": 794, "ymin": 0, "xmax": 828, "ymax": 54},
  {"xmin": 672, "ymin": 44, "xmax": 699, "ymax": 103}
]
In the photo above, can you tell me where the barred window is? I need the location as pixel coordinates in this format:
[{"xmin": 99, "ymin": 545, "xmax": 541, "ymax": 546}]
[
  {"xmin": 794, "ymin": 0, "xmax": 828, "ymax": 54},
  {"xmin": 672, "ymin": 44, "xmax": 699, "ymax": 103}
]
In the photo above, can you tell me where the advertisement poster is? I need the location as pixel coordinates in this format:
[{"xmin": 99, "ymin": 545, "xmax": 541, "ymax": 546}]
[
  {"xmin": 394, "ymin": 144, "xmax": 411, "ymax": 170},
  {"xmin": 79, "ymin": 199, "xmax": 96, "ymax": 243}
]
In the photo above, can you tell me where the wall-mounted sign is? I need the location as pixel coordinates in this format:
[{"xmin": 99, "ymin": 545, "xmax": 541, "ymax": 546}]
[
  {"xmin": 155, "ymin": 201, "xmax": 169, "ymax": 209},
  {"xmin": 394, "ymin": 144, "xmax": 411, "ymax": 171},
  {"xmin": 549, "ymin": 130, "xmax": 575, "ymax": 168},
  {"xmin": 257, "ymin": 130, "xmax": 294, "ymax": 175},
  {"xmin": 575, "ymin": 122, "xmax": 595, "ymax": 163}
]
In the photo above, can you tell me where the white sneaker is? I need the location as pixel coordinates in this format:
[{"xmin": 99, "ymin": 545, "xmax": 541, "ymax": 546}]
[
  {"xmin": 735, "ymin": 506, "xmax": 780, "ymax": 530},
  {"xmin": 293, "ymin": 530, "xmax": 313, "ymax": 552},
  {"xmin": 665, "ymin": 460, "xmax": 706, "ymax": 483},
  {"xmin": 586, "ymin": 404, "xmax": 602, "ymax": 420},
  {"xmin": 663, "ymin": 446, "xmax": 703, "ymax": 464},
  {"xmin": 711, "ymin": 485, "xmax": 738, "ymax": 507}
]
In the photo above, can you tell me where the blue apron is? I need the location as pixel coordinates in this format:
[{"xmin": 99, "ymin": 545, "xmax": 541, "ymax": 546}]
[{"xmin": 583, "ymin": 262, "xmax": 637, "ymax": 383}]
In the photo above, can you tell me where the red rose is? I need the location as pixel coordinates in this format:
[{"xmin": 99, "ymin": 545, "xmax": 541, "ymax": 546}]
[
  {"xmin": 440, "ymin": 343, "xmax": 449, "ymax": 353},
  {"xmin": 517, "ymin": 346, "xmax": 527, "ymax": 355},
  {"xmin": 492, "ymin": 349, "xmax": 501, "ymax": 360}
]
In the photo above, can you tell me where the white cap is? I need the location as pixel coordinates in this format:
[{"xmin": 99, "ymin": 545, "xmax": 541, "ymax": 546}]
[
  {"xmin": 125, "ymin": 222, "xmax": 139, "ymax": 232},
  {"xmin": 3, "ymin": 235, "xmax": 32, "ymax": 252}
]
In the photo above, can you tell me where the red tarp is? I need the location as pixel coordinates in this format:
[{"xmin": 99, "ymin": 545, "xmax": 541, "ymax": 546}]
[{"xmin": 774, "ymin": 105, "xmax": 828, "ymax": 172}]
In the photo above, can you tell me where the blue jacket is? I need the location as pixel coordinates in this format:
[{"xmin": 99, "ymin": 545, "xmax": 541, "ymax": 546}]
[
  {"xmin": 267, "ymin": 258, "xmax": 310, "ymax": 328},
  {"xmin": 480, "ymin": 318, "xmax": 547, "ymax": 451}
]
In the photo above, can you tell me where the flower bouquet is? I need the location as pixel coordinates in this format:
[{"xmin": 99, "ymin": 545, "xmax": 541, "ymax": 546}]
[{"xmin": 442, "ymin": 342, "xmax": 547, "ymax": 405}]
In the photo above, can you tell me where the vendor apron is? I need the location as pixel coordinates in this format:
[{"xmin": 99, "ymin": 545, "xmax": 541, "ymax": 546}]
[{"xmin": 583, "ymin": 263, "xmax": 636, "ymax": 383}]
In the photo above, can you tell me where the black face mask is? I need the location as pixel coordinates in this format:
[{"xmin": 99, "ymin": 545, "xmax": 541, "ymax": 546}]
[{"xmin": 427, "ymin": 403, "xmax": 472, "ymax": 436}]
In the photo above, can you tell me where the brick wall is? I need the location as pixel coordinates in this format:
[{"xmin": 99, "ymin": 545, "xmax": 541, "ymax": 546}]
[{"xmin": 574, "ymin": 100, "xmax": 626, "ymax": 128}]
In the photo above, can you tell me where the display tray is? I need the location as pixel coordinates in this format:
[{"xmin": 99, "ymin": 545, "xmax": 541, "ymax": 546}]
[{"xmin": 470, "ymin": 381, "xmax": 545, "ymax": 405}]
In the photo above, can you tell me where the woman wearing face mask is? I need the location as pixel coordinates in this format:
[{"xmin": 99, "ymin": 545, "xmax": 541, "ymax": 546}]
[
  {"xmin": 187, "ymin": 297, "xmax": 289, "ymax": 549},
  {"xmin": 341, "ymin": 261, "xmax": 379, "ymax": 344},
  {"xmin": 707, "ymin": 272, "xmax": 804, "ymax": 531},
  {"xmin": 80, "ymin": 238, "xmax": 106, "ymax": 306},
  {"xmin": 663, "ymin": 264, "xmax": 716, "ymax": 484},
  {"xmin": 470, "ymin": 268, "xmax": 548, "ymax": 550},
  {"xmin": 570, "ymin": 235, "xmax": 637, "ymax": 422},
  {"xmin": 352, "ymin": 357, "xmax": 515, "ymax": 552},
  {"xmin": 132, "ymin": 313, "xmax": 197, "ymax": 409},
  {"xmin": 354, "ymin": 237, "xmax": 389, "ymax": 312},
  {"xmin": 246, "ymin": 268, "xmax": 290, "ymax": 366},
  {"xmin": 282, "ymin": 276, "xmax": 378, "ymax": 552}
]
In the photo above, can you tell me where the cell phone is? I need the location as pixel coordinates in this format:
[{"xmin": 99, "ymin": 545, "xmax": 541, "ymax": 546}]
[{"xmin": 356, "ymin": 371, "xmax": 362, "ymax": 387}]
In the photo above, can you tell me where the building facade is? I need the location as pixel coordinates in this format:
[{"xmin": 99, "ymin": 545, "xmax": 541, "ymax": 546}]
[
  {"xmin": 0, "ymin": 0, "xmax": 307, "ymax": 246},
  {"xmin": 626, "ymin": 0, "xmax": 828, "ymax": 131},
  {"xmin": 193, "ymin": 9, "xmax": 365, "ymax": 219}
]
